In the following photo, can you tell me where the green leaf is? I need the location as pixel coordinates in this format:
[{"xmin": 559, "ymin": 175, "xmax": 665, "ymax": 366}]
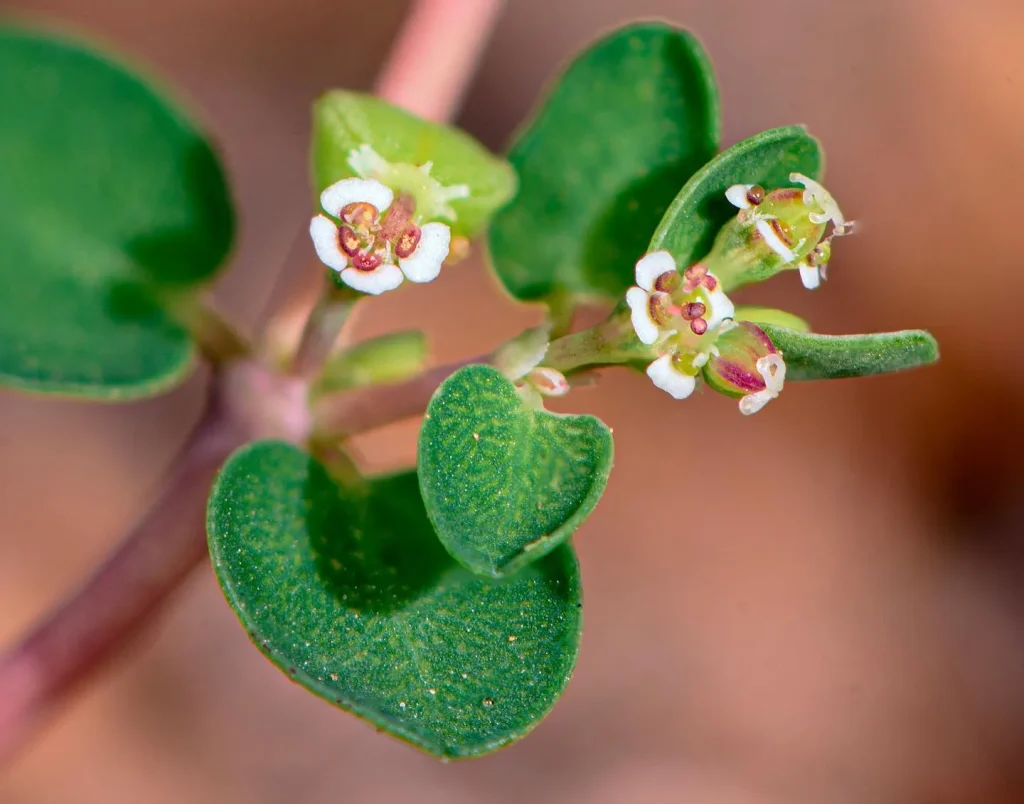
[
  {"xmin": 418, "ymin": 365, "xmax": 613, "ymax": 577},
  {"xmin": 488, "ymin": 23, "xmax": 720, "ymax": 302},
  {"xmin": 314, "ymin": 330, "xmax": 428, "ymax": 394},
  {"xmin": 761, "ymin": 326, "xmax": 940, "ymax": 381},
  {"xmin": 208, "ymin": 440, "xmax": 582, "ymax": 759},
  {"xmin": 648, "ymin": 126, "xmax": 822, "ymax": 269},
  {"xmin": 736, "ymin": 305, "xmax": 811, "ymax": 332},
  {"xmin": 0, "ymin": 28, "xmax": 234, "ymax": 399},
  {"xmin": 312, "ymin": 92, "xmax": 516, "ymax": 238}
]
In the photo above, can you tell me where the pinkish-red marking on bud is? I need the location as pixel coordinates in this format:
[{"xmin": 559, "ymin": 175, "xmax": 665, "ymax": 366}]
[{"xmin": 768, "ymin": 218, "xmax": 794, "ymax": 246}]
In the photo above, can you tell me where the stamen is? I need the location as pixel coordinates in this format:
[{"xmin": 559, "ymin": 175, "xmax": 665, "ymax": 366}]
[
  {"xmin": 681, "ymin": 302, "xmax": 706, "ymax": 320},
  {"xmin": 350, "ymin": 251, "xmax": 383, "ymax": 272},
  {"xmin": 746, "ymin": 185, "xmax": 765, "ymax": 205},
  {"xmin": 337, "ymin": 225, "xmax": 363, "ymax": 257},
  {"xmin": 683, "ymin": 263, "xmax": 716, "ymax": 293},
  {"xmin": 394, "ymin": 224, "xmax": 422, "ymax": 259},
  {"xmin": 689, "ymin": 318, "xmax": 708, "ymax": 336},
  {"xmin": 341, "ymin": 201, "xmax": 379, "ymax": 228},
  {"xmin": 653, "ymin": 271, "xmax": 681, "ymax": 293}
]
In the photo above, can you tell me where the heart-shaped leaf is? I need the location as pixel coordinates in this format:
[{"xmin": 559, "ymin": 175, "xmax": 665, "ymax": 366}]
[
  {"xmin": 487, "ymin": 23, "xmax": 720, "ymax": 302},
  {"xmin": 0, "ymin": 28, "xmax": 234, "ymax": 399},
  {"xmin": 208, "ymin": 440, "xmax": 582, "ymax": 759},
  {"xmin": 418, "ymin": 365, "xmax": 613, "ymax": 577},
  {"xmin": 648, "ymin": 126, "xmax": 822, "ymax": 273},
  {"xmin": 312, "ymin": 92, "xmax": 516, "ymax": 238},
  {"xmin": 762, "ymin": 326, "xmax": 939, "ymax": 380}
]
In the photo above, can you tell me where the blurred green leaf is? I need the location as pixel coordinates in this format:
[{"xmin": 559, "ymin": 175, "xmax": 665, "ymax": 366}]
[
  {"xmin": 314, "ymin": 330, "xmax": 428, "ymax": 394},
  {"xmin": 208, "ymin": 440, "xmax": 582, "ymax": 759},
  {"xmin": 0, "ymin": 27, "xmax": 234, "ymax": 399},
  {"xmin": 418, "ymin": 365, "xmax": 613, "ymax": 577},
  {"xmin": 648, "ymin": 127, "xmax": 822, "ymax": 272},
  {"xmin": 488, "ymin": 23, "xmax": 720, "ymax": 302},
  {"xmin": 735, "ymin": 306, "xmax": 811, "ymax": 332},
  {"xmin": 312, "ymin": 92, "xmax": 516, "ymax": 238},
  {"xmin": 762, "ymin": 326, "xmax": 940, "ymax": 380}
]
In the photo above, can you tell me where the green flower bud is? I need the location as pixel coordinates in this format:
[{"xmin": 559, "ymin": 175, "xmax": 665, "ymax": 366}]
[{"xmin": 702, "ymin": 321, "xmax": 786, "ymax": 415}]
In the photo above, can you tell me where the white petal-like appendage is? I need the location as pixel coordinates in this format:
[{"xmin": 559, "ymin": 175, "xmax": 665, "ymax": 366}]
[
  {"xmin": 756, "ymin": 354, "xmax": 786, "ymax": 394},
  {"xmin": 798, "ymin": 261, "xmax": 821, "ymax": 289},
  {"xmin": 339, "ymin": 264, "xmax": 404, "ymax": 295},
  {"xmin": 320, "ymin": 177, "xmax": 394, "ymax": 217},
  {"xmin": 634, "ymin": 251, "xmax": 676, "ymax": 291},
  {"xmin": 739, "ymin": 390, "xmax": 773, "ymax": 415},
  {"xmin": 755, "ymin": 219, "xmax": 796, "ymax": 263},
  {"xmin": 309, "ymin": 215, "xmax": 348, "ymax": 272},
  {"xmin": 725, "ymin": 184, "xmax": 754, "ymax": 209},
  {"xmin": 399, "ymin": 222, "xmax": 450, "ymax": 283},
  {"xmin": 626, "ymin": 287, "xmax": 660, "ymax": 345},
  {"xmin": 646, "ymin": 355, "xmax": 696, "ymax": 400},
  {"xmin": 703, "ymin": 279, "xmax": 735, "ymax": 331},
  {"xmin": 790, "ymin": 172, "xmax": 846, "ymax": 231}
]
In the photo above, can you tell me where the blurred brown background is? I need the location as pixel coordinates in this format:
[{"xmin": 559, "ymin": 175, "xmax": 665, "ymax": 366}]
[{"xmin": 2, "ymin": 1, "xmax": 1024, "ymax": 802}]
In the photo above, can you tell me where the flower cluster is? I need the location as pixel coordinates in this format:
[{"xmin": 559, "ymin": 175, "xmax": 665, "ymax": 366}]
[
  {"xmin": 626, "ymin": 175, "xmax": 850, "ymax": 413},
  {"xmin": 309, "ymin": 146, "xmax": 469, "ymax": 295},
  {"xmin": 723, "ymin": 172, "xmax": 853, "ymax": 291}
]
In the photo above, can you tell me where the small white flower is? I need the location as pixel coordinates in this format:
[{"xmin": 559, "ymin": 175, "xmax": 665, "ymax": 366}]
[
  {"xmin": 309, "ymin": 176, "xmax": 451, "ymax": 295},
  {"xmin": 738, "ymin": 353, "xmax": 786, "ymax": 415},
  {"xmin": 790, "ymin": 172, "xmax": 852, "ymax": 235},
  {"xmin": 646, "ymin": 354, "xmax": 697, "ymax": 400}
]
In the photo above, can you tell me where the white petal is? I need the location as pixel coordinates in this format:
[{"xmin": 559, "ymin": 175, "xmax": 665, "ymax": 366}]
[
  {"xmin": 646, "ymin": 355, "xmax": 696, "ymax": 400},
  {"xmin": 739, "ymin": 390, "xmax": 774, "ymax": 415},
  {"xmin": 703, "ymin": 278, "xmax": 735, "ymax": 331},
  {"xmin": 320, "ymin": 177, "xmax": 394, "ymax": 217},
  {"xmin": 399, "ymin": 222, "xmax": 450, "ymax": 283},
  {"xmin": 309, "ymin": 215, "xmax": 348, "ymax": 272},
  {"xmin": 725, "ymin": 184, "xmax": 754, "ymax": 209},
  {"xmin": 757, "ymin": 354, "xmax": 786, "ymax": 394},
  {"xmin": 626, "ymin": 287, "xmax": 660, "ymax": 345},
  {"xmin": 755, "ymin": 219, "xmax": 796, "ymax": 263},
  {"xmin": 635, "ymin": 251, "xmax": 676, "ymax": 292},
  {"xmin": 339, "ymin": 264, "xmax": 404, "ymax": 295},
  {"xmin": 798, "ymin": 261, "xmax": 821, "ymax": 290}
]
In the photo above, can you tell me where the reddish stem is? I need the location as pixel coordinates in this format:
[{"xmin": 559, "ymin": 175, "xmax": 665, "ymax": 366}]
[
  {"xmin": 0, "ymin": 0, "xmax": 506, "ymax": 764},
  {"xmin": 0, "ymin": 401, "xmax": 247, "ymax": 763}
]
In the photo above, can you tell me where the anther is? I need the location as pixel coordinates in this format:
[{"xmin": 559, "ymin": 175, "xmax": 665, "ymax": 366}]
[
  {"xmin": 681, "ymin": 302, "xmax": 706, "ymax": 321},
  {"xmin": 690, "ymin": 318, "xmax": 709, "ymax": 336},
  {"xmin": 746, "ymin": 185, "xmax": 765, "ymax": 205},
  {"xmin": 341, "ymin": 201, "xmax": 379, "ymax": 228},
  {"xmin": 394, "ymin": 224, "xmax": 422, "ymax": 259}
]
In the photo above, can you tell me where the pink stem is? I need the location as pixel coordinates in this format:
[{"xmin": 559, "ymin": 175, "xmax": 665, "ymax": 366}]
[
  {"xmin": 0, "ymin": 0, "xmax": 505, "ymax": 764},
  {"xmin": 374, "ymin": 0, "xmax": 505, "ymax": 122}
]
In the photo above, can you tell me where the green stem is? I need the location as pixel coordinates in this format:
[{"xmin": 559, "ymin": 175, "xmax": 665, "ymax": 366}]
[
  {"xmin": 544, "ymin": 308, "xmax": 652, "ymax": 374},
  {"xmin": 288, "ymin": 278, "xmax": 360, "ymax": 378},
  {"xmin": 164, "ymin": 291, "xmax": 250, "ymax": 364}
]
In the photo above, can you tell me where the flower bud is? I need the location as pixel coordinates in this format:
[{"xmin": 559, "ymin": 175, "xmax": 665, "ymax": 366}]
[{"xmin": 702, "ymin": 322, "xmax": 787, "ymax": 415}]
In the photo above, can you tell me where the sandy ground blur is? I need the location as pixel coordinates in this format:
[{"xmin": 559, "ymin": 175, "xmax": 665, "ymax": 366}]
[{"xmin": 2, "ymin": 1, "xmax": 1024, "ymax": 802}]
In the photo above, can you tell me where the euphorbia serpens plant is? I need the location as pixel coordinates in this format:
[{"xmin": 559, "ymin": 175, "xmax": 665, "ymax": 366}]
[{"xmin": 0, "ymin": 19, "xmax": 938, "ymax": 760}]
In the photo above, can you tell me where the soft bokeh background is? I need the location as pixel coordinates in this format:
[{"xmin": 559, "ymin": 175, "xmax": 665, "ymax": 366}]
[{"xmin": 2, "ymin": 1, "xmax": 1024, "ymax": 802}]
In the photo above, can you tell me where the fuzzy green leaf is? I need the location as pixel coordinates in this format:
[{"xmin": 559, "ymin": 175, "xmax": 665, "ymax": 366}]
[
  {"xmin": 762, "ymin": 326, "xmax": 940, "ymax": 380},
  {"xmin": 648, "ymin": 126, "xmax": 822, "ymax": 269},
  {"xmin": 0, "ymin": 28, "xmax": 234, "ymax": 399},
  {"xmin": 418, "ymin": 365, "xmax": 613, "ymax": 577},
  {"xmin": 208, "ymin": 440, "xmax": 582, "ymax": 759},
  {"xmin": 312, "ymin": 92, "xmax": 516, "ymax": 238},
  {"xmin": 488, "ymin": 23, "xmax": 720, "ymax": 302}
]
